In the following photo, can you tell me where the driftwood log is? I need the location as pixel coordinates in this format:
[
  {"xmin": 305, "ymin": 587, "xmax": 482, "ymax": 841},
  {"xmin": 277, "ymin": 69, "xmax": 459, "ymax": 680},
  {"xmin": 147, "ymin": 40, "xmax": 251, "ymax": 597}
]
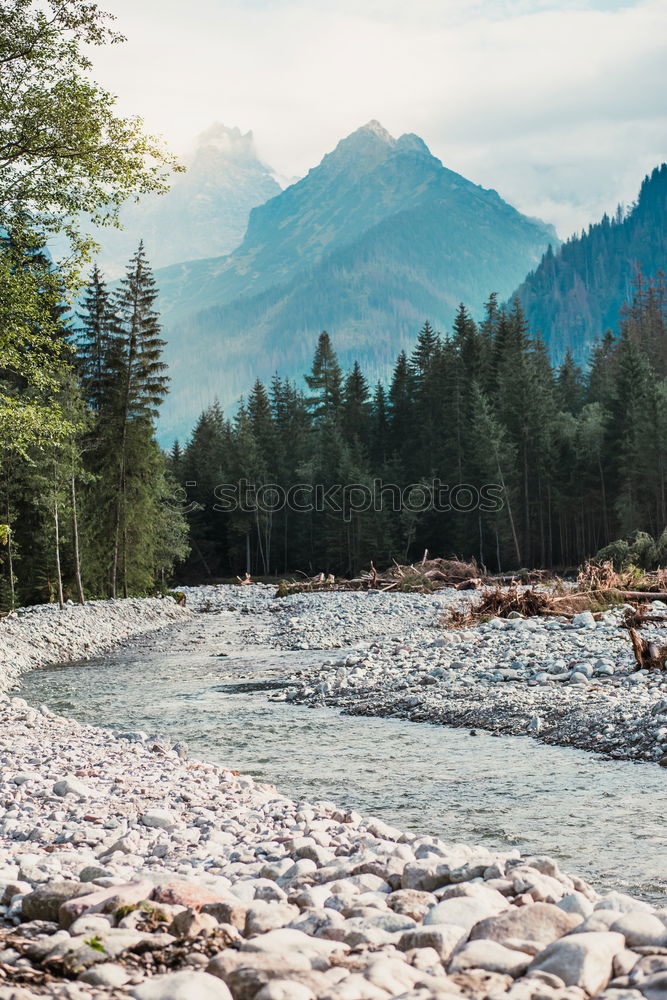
[{"xmin": 628, "ymin": 627, "xmax": 667, "ymax": 671}]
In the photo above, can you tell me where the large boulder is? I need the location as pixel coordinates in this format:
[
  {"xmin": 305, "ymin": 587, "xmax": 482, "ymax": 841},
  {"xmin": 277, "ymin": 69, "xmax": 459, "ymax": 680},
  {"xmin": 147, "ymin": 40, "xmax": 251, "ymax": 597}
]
[
  {"xmin": 58, "ymin": 879, "xmax": 154, "ymax": 928},
  {"xmin": 528, "ymin": 930, "xmax": 625, "ymax": 993},
  {"xmin": 424, "ymin": 886, "xmax": 508, "ymax": 933},
  {"xmin": 22, "ymin": 882, "xmax": 91, "ymax": 923},
  {"xmin": 398, "ymin": 923, "xmax": 467, "ymax": 961},
  {"xmin": 469, "ymin": 901, "xmax": 581, "ymax": 949},
  {"xmin": 610, "ymin": 912, "xmax": 667, "ymax": 948},
  {"xmin": 449, "ymin": 939, "xmax": 532, "ymax": 976}
]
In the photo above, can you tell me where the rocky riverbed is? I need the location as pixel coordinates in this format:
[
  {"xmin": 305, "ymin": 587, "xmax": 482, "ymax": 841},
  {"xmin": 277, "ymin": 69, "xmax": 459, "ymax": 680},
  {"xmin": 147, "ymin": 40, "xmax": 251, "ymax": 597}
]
[
  {"xmin": 1, "ymin": 584, "xmax": 667, "ymax": 998},
  {"xmin": 189, "ymin": 585, "xmax": 667, "ymax": 765},
  {"xmin": 1, "ymin": 693, "xmax": 667, "ymax": 1000},
  {"xmin": 181, "ymin": 583, "xmax": 667, "ymax": 763}
]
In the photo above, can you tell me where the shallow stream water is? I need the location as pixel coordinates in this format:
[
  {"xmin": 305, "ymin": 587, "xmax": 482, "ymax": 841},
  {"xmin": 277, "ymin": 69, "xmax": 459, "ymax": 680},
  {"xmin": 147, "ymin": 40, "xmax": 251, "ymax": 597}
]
[{"xmin": 19, "ymin": 613, "xmax": 667, "ymax": 903}]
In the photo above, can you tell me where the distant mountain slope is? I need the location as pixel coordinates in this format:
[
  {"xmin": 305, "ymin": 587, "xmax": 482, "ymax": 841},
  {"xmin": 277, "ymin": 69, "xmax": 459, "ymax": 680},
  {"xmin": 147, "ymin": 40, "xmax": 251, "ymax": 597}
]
[
  {"xmin": 94, "ymin": 124, "xmax": 281, "ymax": 276},
  {"xmin": 155, "ymin": 121, "xmax": 557, "ymax": 443},
  {"xmin": 515, "ymin": 164, "xmax": 667, "ymax": 364}
]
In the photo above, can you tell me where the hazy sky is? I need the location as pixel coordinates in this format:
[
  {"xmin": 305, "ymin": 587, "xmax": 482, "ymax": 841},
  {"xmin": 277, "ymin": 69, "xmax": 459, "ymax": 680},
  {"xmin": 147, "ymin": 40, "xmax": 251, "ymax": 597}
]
[{"xmin": 91, "ymin": 0, "xmax": 667, "ymax": 239}]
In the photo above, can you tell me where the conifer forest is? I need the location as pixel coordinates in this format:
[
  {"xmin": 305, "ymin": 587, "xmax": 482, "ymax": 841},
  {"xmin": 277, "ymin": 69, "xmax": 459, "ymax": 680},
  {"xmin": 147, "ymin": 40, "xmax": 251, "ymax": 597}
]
[
  {"xmin": 170, "ymin": 273, "xmax": 667, "ymax": 583},
  {"xmin": 1, "ymin": 0, "xmax": 665, "ymax": 608},
  {"xmin": 3, "ymin": 222, "xmax": 667, "ymax": 608}
]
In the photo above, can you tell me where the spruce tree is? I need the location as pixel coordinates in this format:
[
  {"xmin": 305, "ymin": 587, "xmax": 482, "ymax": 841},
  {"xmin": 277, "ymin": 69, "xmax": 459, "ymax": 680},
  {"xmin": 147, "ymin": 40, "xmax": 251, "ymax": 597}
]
[
  {"xmin": 410, "ymin": 321, "xmax": 440, "ymax": 379},
  {"xmin": 341, "ymin": 362, "xmax": 371, "ymax": 452},
  {"xmin": 388, "ymin": 351, "xmax": 414, "ymax": 477},
  {"xmin": 608, "ymin": 332, "xmax": 658, "ymax": 533},
  {"xmin": 270, "ymin": 376, "xmax": 312, "ymax": 571},
  {"xmin": 77, "ymin": 265, "xmax": 117, "ymax": 412},
  {"xmin": 370, "ymin": 382, "xmax": 390, "ymax": 468},
  {"xmin": 181, "ymin": 402, "xmax": 230, "ymax": 579},
  {"xmin": 305, "ymin": 332, "xmax": 343, "ymax": 422},
  {"xmin": 108, "ymin": 243, "xmax": 169, "ymax": 595},
  {"xmin": 556, "ymin": 350, "xmax": 585, "ymax": 414}
]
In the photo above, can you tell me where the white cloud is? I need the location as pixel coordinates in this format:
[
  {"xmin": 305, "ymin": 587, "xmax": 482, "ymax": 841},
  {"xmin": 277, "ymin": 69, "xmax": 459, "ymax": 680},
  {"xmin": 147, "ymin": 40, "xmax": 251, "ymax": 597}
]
[{"xmin": 90, "ymin": 0, "xmax": 667, "ymax": 237}]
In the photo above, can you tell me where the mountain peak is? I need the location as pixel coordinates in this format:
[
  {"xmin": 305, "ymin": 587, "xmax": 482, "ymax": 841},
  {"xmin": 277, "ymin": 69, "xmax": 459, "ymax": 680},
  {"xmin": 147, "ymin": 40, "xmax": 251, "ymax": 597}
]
[
  {"xmin": 152, "ymin": 121, "xmax": 557, "ymax": 441},
  {"xmin": 92, "ymin": 123, "xmax": 281, "ymax": 276},
  {"xmin": 359, "ymin": 119, "xmax": 394, "ymax": 142},
  {"xmin": 397, "ymin": 132, "xmax": 432, "ymax": 157},
  {"xmin": 338, "ymin": 120, "xmax": 396, "ymax": 152},
  {"xmin": 318, "ymin": 120, "xmax": 431, "ymax": 180},
  {"xmin": 326, "ymin": 120, "xmax": 439, "ymax": 168},
  {"xmin": 193, "ymin": 123, "xmax": 257, "ymax": 160}
]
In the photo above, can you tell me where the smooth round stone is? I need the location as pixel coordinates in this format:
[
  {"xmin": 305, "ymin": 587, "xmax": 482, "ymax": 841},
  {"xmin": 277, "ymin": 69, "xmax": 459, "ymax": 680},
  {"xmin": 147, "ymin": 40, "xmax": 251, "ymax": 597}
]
[
  {"xmin": 80, "ymin": 962, "xmax": 131, "ymax": 987},
  {"xmin": 130, "ymin": 971, "xmax": 233, "ymax": 999}
]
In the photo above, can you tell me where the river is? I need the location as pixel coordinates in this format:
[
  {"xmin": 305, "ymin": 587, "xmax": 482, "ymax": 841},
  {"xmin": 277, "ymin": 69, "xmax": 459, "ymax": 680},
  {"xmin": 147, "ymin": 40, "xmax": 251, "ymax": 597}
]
[{"xmin": 19, "ymin": 612, "xmax": 667, "ymax": 903}]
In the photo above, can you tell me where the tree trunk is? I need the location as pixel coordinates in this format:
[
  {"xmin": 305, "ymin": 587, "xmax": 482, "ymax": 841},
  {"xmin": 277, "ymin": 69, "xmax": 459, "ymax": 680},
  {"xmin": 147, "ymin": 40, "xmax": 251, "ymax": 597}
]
[
  {"xmin": 70, "ymin": 476, "xmax": 85, "ymax": 604},
  {"xmin": 122, "ymin": 506, "xmax": 128, "ymax": 598},
  {"xmin": 493, "ymin": 446, "xmax": 521, "ymax": 567},
  {"xmin": 255, "ymin": 513, "xmax": 267, "ymax": 575},
  {"xmin": 53, "ymin": 465, "xmax": 64, "ymax": 610},
  {"xmin": 628, "ymin": 627, "xmax": 667, "ymax": 671},
  {"xmin": 5, "ymin": 494, "xmax": 14, "ymax": 609},
  {"xmin": 191, "ymin": 536, "xmax": 213, "ymax": 578},
  {"xmin": 111, "ymin": 424, "xmax": 127, "ymax": 598},
  {"xmin": 546, "ymin": 482, "xmax": 553, "ymax": 567},
  {"xmin": 283, "ymin": 512, "xmax": 288, "ymax": 573},
  {"xmin": 598, "ymin": 452, "xmax": 611, "ymax": 545},
  {"xmin": 112, "ymin": 304, "xmax": 136, "ymax": 596},
  {"xmin": 262, "ymin": 515, "xmax": 270, "ymax": 576},
  {"xmin": 522, "ymin": 440, "xmax": 530, "ymax": 567},
  {"xmin": 478, "ymin": 512, "xmax": 484, "ymax": 571}
]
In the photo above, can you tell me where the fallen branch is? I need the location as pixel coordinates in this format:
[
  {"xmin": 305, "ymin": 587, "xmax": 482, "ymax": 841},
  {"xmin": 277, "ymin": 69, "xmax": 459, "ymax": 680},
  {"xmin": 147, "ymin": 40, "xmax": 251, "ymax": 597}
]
[{"xmin": 614, "ymin": 591, "xmax": 667, "ymax": 602}]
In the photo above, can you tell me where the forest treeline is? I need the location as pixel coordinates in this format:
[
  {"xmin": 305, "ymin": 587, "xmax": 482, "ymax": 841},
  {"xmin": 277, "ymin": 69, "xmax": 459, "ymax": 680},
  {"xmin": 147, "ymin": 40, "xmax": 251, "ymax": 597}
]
[
  {"xmin": 0, "ymin": 0, "xmax": 187, "ymax": 610},
  {"xmin": 3, "ymin": 248, "xmax": 666, "ymax": 604},
  {"xmin": 0, "ymin": 235, "xmax": 189, "ymax": 610},
  {"xmin": 172, "ymin": 272, "xmax": 667, "ymax": 580}
]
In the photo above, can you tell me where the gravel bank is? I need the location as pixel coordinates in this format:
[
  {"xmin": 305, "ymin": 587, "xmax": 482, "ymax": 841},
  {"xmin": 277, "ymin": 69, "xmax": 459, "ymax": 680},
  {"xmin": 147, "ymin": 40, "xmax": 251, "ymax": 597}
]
[
  {"xmin": 2, "ymin": 694, "xmax": 667, "ymax": 1000},
  {"xmin": 182, "ymin": 584, "xmax": 667, "ymax": 764},
  {"xmin": 0, "ymin": 598, "xmax": 192, "ymax": 692},
  {"xmin": 287, "ymin": 613, "xmax": 667, "ymax": 763},
  {"xmin": 178, "ymin": 585, "xmax": 472, "ymax": 650}
]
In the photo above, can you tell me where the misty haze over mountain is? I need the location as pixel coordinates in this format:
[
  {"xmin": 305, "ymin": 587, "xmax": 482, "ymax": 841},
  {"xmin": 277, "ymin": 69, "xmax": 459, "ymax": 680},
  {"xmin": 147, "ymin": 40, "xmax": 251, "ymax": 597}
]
[
  {"xmin": 93, "ymin": 124, "xmax": 282, "ymax": 276},
  {"xmin": 118, "ymin": 120, "xmax": 558, "ymax": 443}
]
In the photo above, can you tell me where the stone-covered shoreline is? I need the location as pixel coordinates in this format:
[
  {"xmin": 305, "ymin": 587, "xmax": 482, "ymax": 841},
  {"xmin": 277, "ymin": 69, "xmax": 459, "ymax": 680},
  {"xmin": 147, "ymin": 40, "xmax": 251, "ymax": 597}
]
[
  {"xmin": 0, "ymin": 597, "xmax": 192, "ymax": 691},
  {"xmin": 1, "ymin": 693, "xmax": 667, "ymax": 1000},
  {"xmin": 1, "ymin": 585, "xmax": 666, "ymax": 998}
]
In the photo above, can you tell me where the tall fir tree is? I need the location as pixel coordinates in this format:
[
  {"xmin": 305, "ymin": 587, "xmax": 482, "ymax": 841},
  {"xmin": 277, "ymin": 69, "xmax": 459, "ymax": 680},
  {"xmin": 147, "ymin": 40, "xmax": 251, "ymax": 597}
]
[
  {"xmin": 108, "ymin": 242, "xmax": 169, "ymax": 596},
  {"xmin": 305, "ymin": 332, "xmax": 343, "ymax": 422}
]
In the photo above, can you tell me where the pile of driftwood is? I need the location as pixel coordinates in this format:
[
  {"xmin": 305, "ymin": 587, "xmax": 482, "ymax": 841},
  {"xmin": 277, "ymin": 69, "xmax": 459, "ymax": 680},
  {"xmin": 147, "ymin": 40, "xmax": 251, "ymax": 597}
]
[
  {"xmin": 275, "ymin": 554, "xmax": 483, "ymax": 597},
  {"xmin": 250, "ymin": 552, "xmax": 667, "ymax": 671},
  {"xmin": 267, "ymin": 555, "xmax": 667, "ymax": 603},
  {"xmin": 576, "ymin": 560, "xmax": 667, "ymax": 601},
  {"xmin": 442, "ymin": 559, "xmax": 667, "ymax": 671},
  {"xmin": 448, "ymin": 559, "xmax": 667, "ymax": 625}
]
